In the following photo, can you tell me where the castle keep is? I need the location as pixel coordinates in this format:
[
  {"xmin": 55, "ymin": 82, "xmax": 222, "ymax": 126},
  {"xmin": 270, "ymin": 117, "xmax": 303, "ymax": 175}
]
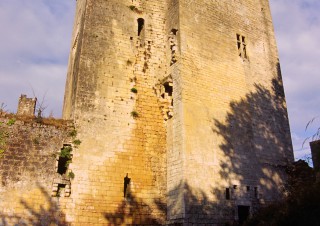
[{"xmin": 0, "ymin": 0, "xmax": 294, "ymax": 225}]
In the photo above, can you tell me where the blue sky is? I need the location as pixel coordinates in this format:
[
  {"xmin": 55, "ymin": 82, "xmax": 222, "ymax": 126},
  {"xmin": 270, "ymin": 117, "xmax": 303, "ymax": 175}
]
[{"xmin": 0, "ymin": 0, "xmax": 319, "ymax": 161}]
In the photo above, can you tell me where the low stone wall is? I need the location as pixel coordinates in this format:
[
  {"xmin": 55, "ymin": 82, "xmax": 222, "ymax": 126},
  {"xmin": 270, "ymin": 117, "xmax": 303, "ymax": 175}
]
[{"xmin": 0, "ymin": 113, "xmax": 73, "ymax": 225}]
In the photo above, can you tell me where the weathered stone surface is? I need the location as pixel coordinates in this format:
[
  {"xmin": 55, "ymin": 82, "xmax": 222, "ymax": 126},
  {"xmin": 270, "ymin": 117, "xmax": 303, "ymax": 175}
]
[
  {"xmin": 0, "ymin": 115, "xmax": 73, "ymax": 225},
  {"xmin": 16, "ymin": 94, "xmax": 37, "ymax": 116}
]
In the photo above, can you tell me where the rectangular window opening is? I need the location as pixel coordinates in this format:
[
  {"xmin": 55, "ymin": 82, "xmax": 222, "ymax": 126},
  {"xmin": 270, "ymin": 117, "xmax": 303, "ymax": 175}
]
[
  {"xmin": 226, "ymin": 188, "xmax": 231, "ymax": 200},
  {"xmin": 254, "ymin": 187, "xmax": 258, "ymax": 198}
]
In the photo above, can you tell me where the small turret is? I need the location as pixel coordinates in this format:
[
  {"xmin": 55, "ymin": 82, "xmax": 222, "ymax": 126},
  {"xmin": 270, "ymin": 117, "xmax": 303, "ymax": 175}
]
[{"xmin": 17, "ymin": 94, "xmax": 37, "ymax": 116}]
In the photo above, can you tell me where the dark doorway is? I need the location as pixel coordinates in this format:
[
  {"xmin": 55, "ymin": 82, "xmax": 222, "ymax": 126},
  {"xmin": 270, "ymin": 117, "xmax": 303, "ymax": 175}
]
[{"xmin": 238, "ymin": 205, "xmax": 250, "ymax": 225}]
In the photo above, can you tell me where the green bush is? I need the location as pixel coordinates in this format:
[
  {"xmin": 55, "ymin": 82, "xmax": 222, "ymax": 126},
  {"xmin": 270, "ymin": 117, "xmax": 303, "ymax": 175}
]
[
  {"xmin": 60, "ymin": 146, "xmax": 72, "ymax": 159},
  {"xmin": 131, "ymin": 111, "xmax": 139, "ymax": 118},
  {"xmin": 7, "ymin": 118, "xmax": 16, "ymax": 126},
  {"xmin": 73, "ymin": 139, "xmax": 81, "ymax": 146},
  {"xmin": 128, "ymin": 5, "xmax": 136, "ymax": 11},
  {"xmin": 131, "ymin": 87, "xmax": 138, "ymax": 93},
  {"xmin": 68, "ymin": 129, "xmax": 77, "ymax": 138},
  {"xmin": 68, "ymin": 171, "xmax": 75, "ymax": 179}
]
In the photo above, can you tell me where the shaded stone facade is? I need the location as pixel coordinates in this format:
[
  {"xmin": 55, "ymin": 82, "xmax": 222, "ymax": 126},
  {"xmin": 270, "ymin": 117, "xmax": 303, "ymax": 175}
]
[{"xmin": 0, "ymin": 0, "xmax": 294, "ymax": 225}]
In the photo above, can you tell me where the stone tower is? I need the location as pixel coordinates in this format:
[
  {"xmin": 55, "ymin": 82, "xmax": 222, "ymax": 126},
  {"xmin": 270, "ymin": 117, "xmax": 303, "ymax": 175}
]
[
  {"xmin": 17, "ymin": 94, "xmax": 37, "ymax": 116},
  {"xmin": 63, "ymin": 0, "xmax": 294, "ymax": 225}
]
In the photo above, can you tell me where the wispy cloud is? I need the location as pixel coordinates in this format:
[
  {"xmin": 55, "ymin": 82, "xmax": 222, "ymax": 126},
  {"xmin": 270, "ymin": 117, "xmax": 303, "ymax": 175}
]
[{"xmin": 0, "ymin": 0, "xmax": 75, "ymax": 116}]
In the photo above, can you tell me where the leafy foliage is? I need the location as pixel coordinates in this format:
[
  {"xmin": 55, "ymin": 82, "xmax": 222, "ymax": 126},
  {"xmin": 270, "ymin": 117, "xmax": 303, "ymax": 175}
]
[
  {"xmin": 7, "ymin": 118, "xmax": 16, "ymax": 126},
  {"xmin": 128, "ymin": 5, "xmax": 136, "ymax": 11},
  {"xmin": 244, "ymin": 161, "xmax": 320, "ymax": 226},
  {"xmin": 131, "ymin": 111, "xmax": 139, "ymax": 118},
  {"xmin": 0, "ymin": 149, "xmax": 4, "ymax": 158},
  {"xmin": 60, "ymin": 146, "xmax": 72, "ymax": 159},
  {"xmin": 68, "ymin": 171, "xmax": 75, "ymax": 179},
  {"xmin": 73, "ymin": 139, "xmax": 81, "ymax": 146},
  {"xmin": 68, "ymin": 129, "xmax": 77, "ymax": 138},
  {"xmin": 0, "ymin": 127, "xmax": 9, "ymax": 157}
]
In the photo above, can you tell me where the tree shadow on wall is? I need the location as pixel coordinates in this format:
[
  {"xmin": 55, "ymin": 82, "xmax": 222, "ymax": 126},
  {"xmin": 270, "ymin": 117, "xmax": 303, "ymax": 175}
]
[
  {"xmin": 183, "ymin": 182, "xmax": 236, "ymax": 225},
  {"xmin": 0, "ymin": 184, "xmax": 67, "ymax": 226},
  {"xmin": 212, "ymin": 68, "xmax": 293, "ymax": 207},
  {"xmin": 104, "ymin": 181, "xmax": 239, "ymax": 226},
  {"xmin": 103, "ymin": 67, "xmax": 293, "ymax": 225},
  {"xmin": 104, "ymin": 193, "xmax": 167, "ymax": 225}
]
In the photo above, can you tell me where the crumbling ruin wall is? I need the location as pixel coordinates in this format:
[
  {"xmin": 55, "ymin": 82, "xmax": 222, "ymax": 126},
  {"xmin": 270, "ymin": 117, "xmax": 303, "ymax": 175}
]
[{"xmin": 0, "ymin": 113, "xmax": 73, "ymax": 225}]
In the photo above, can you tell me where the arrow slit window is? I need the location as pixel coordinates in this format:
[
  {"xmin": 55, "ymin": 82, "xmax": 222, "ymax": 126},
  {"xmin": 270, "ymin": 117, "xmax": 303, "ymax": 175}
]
[{"xmin": 237, "ymin": 34, "xmax": 248, "ymax": 59}]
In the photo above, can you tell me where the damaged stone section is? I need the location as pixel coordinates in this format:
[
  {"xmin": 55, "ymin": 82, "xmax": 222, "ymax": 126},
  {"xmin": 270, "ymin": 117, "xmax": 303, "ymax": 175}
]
[
  {"xmin": 51, "ymin": 144, "xmax": 73, "ymax": 197},
  {"xmin": 154, "ymin": 76, "xmax": 173, "ymax": 120},
  {"xmin": 52, "ymin": 180, "xmax": 71, "ymax": 197},
  {"xmin": 169, "ymin": 29, "xmax": 178, "ymax": 65}
]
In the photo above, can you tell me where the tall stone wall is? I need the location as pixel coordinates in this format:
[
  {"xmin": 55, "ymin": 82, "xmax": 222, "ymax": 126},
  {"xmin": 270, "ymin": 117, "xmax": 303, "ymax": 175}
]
[
  {"xmin": 17, "ymin": 94, "xmax": 37, "ymax": 116},
  {"xmin": 54, "ymin": 0, "xmax": 293, "ymax": 225},
  {"xmin": 63, "ymin": 0, "xmax": 170, "ymax": 224},
  {"xmin": 0, "ymin": 114, "xmax": 73, "ymax": 225},
  {"xmin": 174, "ymin": 0, "xmax": 293, "ymax": 224}
]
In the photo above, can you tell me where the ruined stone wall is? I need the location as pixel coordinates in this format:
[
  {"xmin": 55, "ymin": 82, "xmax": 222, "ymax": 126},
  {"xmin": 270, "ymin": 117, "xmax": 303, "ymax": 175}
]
[{"xmin": 0, "ymin": 114, "xmax": 72, "ymax": 225}]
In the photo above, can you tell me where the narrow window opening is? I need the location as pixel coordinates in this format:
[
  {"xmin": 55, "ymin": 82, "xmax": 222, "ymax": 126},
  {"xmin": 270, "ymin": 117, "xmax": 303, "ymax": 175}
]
[
  {"xmin": 236, "ymin": 34, "xmax": 248, "ymax": 59},
  {"xmin": 226, "ymin": 188, "xmax": 231, "ymax": 200},
  {"xmin": 57, "ymin": 157, "xmax": 68, "ymax": 175},
  {"xmin": 124, "ymin": 173, "xmax": 131, "ymax": 198},
  {"xmin": 246, "ymin": 186, "xmax": 250, "ymax": 191},
  {"xmin": 57, "ymin": 144, "xmax": 72, "ymax": 175},
  {"xmin": 137, "ymin": 18, "xmax": 144, "ymax": 36},
  {"xmin": 254, "ymin": 187, "xmax": 258, "ymax": 198},
  {"xmin": 233, "ymin": 185, "xmax": 238, "ymax": 189}
]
